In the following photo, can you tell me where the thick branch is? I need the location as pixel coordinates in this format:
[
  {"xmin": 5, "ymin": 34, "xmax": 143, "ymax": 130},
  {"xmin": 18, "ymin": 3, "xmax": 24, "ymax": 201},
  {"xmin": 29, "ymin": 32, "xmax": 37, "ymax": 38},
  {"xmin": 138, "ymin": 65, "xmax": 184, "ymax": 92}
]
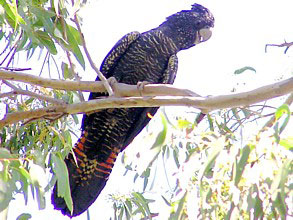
[
  {"xmin": 0, "ymin": 69, "xmax": 200, "ymax": 97},
  {"xmin": 1, "ymin": 77, "xmax": 293, "ymax": 127},
  {"xmin": 0, "ymin": 70, "xmax": 103, "ymax": 92}
]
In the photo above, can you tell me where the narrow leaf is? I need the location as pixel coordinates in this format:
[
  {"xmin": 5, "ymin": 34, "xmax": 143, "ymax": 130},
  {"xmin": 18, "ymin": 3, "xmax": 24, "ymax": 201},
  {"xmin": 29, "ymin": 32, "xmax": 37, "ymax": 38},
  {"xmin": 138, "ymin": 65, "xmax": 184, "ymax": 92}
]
[
  {"xmin": 65, "ymin": 24, "xmax": 85, "ymax": 69},
  {"xmin": 51, "ymin": 153, "xmax": 73, "ymax": 214},
  {"xmin": 275, "ymin": 104, "xmax": 290, "ymax": 134},
  {"xmin": 234, "ymin": 66, "xmax": 256, "ymax": 75},
  {"xmin": 151, "ymin": 113, "xmax": 168, "ymax": 149},
  {"xmin": 35, "ymin": 30, "xmax": 57, "ymax": 55},
  {"xmin": 16, "ymin": 213, "xmax": 32, "ymax": 220},
  {"xmin": 279, "ymin": 137, "xmax": 293, "ymax": 151},
  {"xmin": 234, "ymin": 145, "xmax": 251, "ymax": 186}
]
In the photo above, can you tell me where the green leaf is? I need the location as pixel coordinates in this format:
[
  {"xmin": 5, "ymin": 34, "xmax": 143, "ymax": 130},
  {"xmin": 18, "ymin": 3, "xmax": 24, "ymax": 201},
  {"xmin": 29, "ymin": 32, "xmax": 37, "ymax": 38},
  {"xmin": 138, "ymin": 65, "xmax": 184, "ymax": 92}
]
[
  {"xmin": 141, "ymin": 168, "xmax": 150, "ymax": 191},
  {"xmin": 0, "ymin": 148, "xmax": 12, "ymax": 159},
  {"xmin": 207, "ymin": 114, "xmax": 214, "ymax": 131},
  {"xmin": 200, "ymin": 144, "xmax": 222, "ymax": 181},
  {"xmin": 53, "ymin": 0, "xmax": 61, "ymax": 17},
  {"xmin": 29, "ymin": 164, "xmax": 46, "ymax": 210},
  {"xmin": 17, "ymin": 33, "xmax": 29, "ymax": 52},
  {"xmin": 65, "ymin": 24, "xmax": 85, "ymax": 69},
  {"xmin": 61, "ymin": 62, "xmax": 75, "ymax": 79},
  {"xmin": 234, "ymin": 145, "xmax": 251, "ymax": 186},
  {"xmin": 172, "ymin": 148, "xmax": 180, "ymax": 168},
  {"xmin": 66, "ymin": 24, "xmax": 82, "ymax": 45},
  {"xmin": 71, "ymin": 114, "xmax": 79, "ymax": 124},
  {"xmin": 132, "ymin": 192, "xmax": 152, "ymax": 218},
  {"xmin": 151, "ymin": 113, "xmax": 168, "ymax": 149},
  {"xmin": 234, "ymin": 66, "xmax": 256, "ymax": 75},
  {"xmin": 0, "ymin": 178, "xmax": 14, "ymax": 212},
  {"xmin": 0, "ymin": 31, "xmax": 4, "ymax": 40},
  {"xmin": 247, "ymin": 185, "xmax": 264, "ymax": 219},
  {"xmin": 279, "ymin": 137, "xmax": 293, "ymax": 151},
  {"xmin": 34, "ymin": 30, "xmax": 57, "ymax": 55},
  {"xmin": 51, "ymin": 152, "xmax": 73, "ymax": 214},
  {"xmin": 170, "ymin": 192, "xmax": 187, "ymax": 220},
  {"xmin": 16, "ymin": 213, "xmax": 32, "ymax": 220},
  {"xmin": 199, "ymin": 142, "xmax": 223, "ymax": 199},
  {"xmin": 124, "ymin": 199, "xmax": 133, "ymax": 218},
  {"xmin": 14, "ymin": 166, "xmax": 31, "ymax": 204},
  {"xmin": 177, "ymin": 119, "xmax": 192, "ymax": 129},
  {"xmin": 0, "ymin": 0, "xmax": 25, "ymax": 29},
  {"xmin": 271, "ymin": 159, "xmax": 291, "ymax": 217},
  {"xmin": 275, "ymin": 104, "xmax": 290, "ymax": 134}
]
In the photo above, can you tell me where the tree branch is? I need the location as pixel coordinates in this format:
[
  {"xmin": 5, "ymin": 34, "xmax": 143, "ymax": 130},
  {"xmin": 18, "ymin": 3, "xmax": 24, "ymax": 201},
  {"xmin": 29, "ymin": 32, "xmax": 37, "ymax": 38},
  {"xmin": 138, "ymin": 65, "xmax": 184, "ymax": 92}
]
[
  {"xmin": 0, "ymin": 69, "xmax": 200, "ymax": 97},
  {"xmin": 1, "ymin": 77, "xmax": 292, "ymax": 127},
  {"xmin": 265, "ymin": 40, "xmax": 293, "ymax": 54},
  {"xmin": 0, "ymin": 90, "xmax": 65, "ymax": 105}
]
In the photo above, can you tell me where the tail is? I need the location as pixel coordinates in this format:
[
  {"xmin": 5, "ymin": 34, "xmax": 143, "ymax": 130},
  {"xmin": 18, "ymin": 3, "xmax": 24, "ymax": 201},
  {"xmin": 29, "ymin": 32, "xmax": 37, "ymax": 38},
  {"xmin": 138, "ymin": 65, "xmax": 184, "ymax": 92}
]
[{"xmin": 51, "ymin": 131, "xmax": 120, "ymax": 217}]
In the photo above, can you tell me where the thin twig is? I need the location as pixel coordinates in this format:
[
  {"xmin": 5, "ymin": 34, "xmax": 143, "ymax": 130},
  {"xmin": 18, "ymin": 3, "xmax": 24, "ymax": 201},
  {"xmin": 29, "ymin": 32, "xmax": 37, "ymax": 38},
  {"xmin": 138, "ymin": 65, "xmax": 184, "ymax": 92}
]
[
  {"xmin": 0, "ymin": 90, "xmax": 65, "ymax": 105},
  {"xmin": 39, "ymin": 51, "xmax": 49, "ymax": 76},
  {"xmin": 51, "ymin": 56, "xmax": 61, "ymax": 79},
  {"xmin": 265, "ymin": 40, "xmax": 293, "ymax": 54},
  {"xmin": 2, "ymin": 80, "xmax": 18, "ymax": 90},
  {"xmin": 6, "ymin": 47, "xmax": 17, "ymax": 67},
  {"xmin": 0, "ymin": 31, "xmax": 23, "ymax": 66},
  {"xmin": 0, "ymin": 46, "xmax": 15, "ymax": 66},
  {"xmin": 0, "ymin": 67, "xmax": 32, "ymax": 71},
  {"xmin": 0, "ymin": 40, "xmax": 10, "ymax": 57},
  {"xmin": 72, "ymin": 14, "xmax": 114, "ymax": 96}
]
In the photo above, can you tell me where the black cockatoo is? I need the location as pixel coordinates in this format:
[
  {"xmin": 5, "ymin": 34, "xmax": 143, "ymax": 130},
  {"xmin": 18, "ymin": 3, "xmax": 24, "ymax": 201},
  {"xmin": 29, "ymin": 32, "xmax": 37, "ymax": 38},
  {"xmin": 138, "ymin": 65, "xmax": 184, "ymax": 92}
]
[{"xmin": 52, "ymin": 3, "xmax": 214, "ymax": 217}]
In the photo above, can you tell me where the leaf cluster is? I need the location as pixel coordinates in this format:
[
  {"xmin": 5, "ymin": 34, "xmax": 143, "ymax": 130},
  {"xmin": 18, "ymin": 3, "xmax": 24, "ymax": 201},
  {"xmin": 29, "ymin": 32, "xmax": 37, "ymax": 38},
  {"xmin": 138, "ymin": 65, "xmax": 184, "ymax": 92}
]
[
  {"xmin": 116, "ymin": 105, "xmax": 292, "ymax": 220},
  {"xmin": 0, "ymin": 90, "xmax": 79, "ymax": 217},
  {"xmin": 0, "ymin": 0, "xmax": 85, "ymax": 69}
]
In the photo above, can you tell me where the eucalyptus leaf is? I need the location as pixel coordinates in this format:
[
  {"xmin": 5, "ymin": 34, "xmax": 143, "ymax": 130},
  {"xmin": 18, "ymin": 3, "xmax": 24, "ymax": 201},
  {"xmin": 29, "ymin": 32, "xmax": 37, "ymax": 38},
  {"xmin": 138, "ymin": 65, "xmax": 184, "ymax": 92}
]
[
  {"xmin": 51, "ymin": 153, "xmax": 73, "ymax": 213},
  {"xmin": 234, "ymin": 66, "xmax": 256, "ymax": 75},
  {"xmin": 16, "ymin": 213, "xmax": 32, "ymax": 220}
]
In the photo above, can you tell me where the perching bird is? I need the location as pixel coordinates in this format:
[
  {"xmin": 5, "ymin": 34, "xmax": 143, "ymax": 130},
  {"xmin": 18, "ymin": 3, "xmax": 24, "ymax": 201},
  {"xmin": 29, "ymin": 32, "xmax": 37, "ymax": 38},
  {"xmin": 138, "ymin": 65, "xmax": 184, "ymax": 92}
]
[{"xmin": 52, "ymin": 3, "xmax": 214, "ymax": 217}]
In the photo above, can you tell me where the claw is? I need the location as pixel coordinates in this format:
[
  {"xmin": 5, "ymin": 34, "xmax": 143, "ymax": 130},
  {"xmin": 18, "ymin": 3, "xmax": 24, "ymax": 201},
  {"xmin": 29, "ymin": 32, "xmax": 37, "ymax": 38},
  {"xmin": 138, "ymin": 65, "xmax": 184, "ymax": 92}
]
[
  {"xmin": 137, "ymin": 81, "xmax": 151, "ymax": 96},
  {"xmin": 107, "ymin": 77, "xmax": 118, "ymax": 87}
]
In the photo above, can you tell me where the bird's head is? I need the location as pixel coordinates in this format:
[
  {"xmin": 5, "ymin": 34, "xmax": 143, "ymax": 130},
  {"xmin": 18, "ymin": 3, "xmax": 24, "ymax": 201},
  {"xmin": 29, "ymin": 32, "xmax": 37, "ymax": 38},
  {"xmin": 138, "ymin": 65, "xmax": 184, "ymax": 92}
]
[{"xmin": 161, "ymin": 3, "xmax": 214, "ymax": 50}]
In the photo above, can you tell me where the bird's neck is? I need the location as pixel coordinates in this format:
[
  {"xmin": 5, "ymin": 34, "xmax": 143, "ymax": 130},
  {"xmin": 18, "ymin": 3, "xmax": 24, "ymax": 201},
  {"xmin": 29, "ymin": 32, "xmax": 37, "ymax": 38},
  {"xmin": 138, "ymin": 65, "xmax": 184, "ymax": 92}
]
[
  {"xmin": 157, "ymin": 23, "xmax": 192, "ymax": 51},
  {"xmin": 143, "ymin": 29, "xmax": 179, "ymax": 55}
]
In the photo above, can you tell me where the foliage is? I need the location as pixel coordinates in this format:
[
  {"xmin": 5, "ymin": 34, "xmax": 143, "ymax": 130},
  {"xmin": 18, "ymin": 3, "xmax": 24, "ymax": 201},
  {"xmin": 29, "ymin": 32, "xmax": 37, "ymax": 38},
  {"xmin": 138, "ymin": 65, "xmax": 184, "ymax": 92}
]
[
  {"xmin": 0, "ymin": 0, "xmax": 85, "ymax": 71},
  {"xmin": 0, "ymin": 0, "xmax": 85, "ymax": 216},
  {"xmin": 117, "ymin": 106, "xmax": 292, "ymax": 220}
]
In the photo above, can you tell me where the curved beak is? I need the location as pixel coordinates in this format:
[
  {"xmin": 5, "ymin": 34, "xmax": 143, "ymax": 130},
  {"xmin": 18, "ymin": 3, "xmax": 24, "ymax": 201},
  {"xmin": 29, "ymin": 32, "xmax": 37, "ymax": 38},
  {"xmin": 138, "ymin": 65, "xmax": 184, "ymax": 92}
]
[{"xmin": 194, "ymin": 28, "xmax": 213, "ymax": 44}]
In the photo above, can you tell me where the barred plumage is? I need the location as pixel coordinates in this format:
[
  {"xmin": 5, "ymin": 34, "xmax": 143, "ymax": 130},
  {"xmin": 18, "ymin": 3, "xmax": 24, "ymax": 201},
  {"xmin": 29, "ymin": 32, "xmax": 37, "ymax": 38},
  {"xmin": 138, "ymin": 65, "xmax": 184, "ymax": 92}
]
[{"xmin": 52, "ymin": 3, "xmax": 214, "ymax": 217}]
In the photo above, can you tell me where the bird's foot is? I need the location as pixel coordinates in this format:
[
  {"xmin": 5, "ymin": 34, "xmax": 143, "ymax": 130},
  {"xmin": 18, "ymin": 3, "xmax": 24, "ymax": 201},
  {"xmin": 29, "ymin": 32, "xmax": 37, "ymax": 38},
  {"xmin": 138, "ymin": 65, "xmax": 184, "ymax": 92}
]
[
  {"xmin": 107, "ymin": 77, "xmax": 118, "ymax": 87},
  {"xmin": 137, "ymin": 81, "xmax": 151, "ymax": 96}
]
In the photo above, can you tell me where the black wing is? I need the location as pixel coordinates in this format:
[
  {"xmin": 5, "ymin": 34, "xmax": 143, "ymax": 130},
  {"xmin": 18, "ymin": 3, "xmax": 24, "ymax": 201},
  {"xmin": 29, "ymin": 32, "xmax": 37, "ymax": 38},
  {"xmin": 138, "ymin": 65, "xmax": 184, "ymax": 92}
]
[
  {"xmin": 82, "ymin": 32, "xmax": 141, "ymax": 130},
  {"xmin": 122, "ymin": 54, "xmax": 178, "ymax": 149}
]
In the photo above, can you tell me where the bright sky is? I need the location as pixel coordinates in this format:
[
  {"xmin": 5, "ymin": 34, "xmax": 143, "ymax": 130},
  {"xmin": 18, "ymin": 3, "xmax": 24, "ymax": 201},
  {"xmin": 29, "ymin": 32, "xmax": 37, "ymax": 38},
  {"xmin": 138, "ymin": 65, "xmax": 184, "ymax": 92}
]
[{"xmin": 7, "ymin": 0, "xmax": 293, "ymax": 219}]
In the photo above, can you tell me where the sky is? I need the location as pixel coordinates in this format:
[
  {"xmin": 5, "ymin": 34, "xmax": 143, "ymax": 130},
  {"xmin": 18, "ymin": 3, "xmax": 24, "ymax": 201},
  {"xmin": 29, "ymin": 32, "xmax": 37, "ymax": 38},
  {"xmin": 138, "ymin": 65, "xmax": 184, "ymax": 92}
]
[{"xmin": 6, "ymin": 0, "xmax": 293, "ymax": 219}]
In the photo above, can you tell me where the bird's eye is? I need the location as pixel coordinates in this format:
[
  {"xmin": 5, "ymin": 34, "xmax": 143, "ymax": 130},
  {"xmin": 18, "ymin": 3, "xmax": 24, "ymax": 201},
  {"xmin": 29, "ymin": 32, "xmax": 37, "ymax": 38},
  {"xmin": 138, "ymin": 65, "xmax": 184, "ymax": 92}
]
[{"xmin": 195, "ymin": 21, "xmax": 202, "ymax": 27}]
